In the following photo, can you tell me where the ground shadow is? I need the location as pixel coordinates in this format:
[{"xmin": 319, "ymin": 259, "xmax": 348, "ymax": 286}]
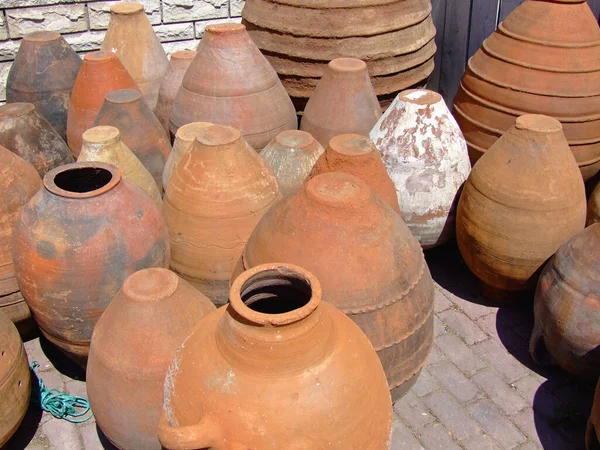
[
  {"xmin": 39, "ymin": 335, "xmax": 86, "ymax": 381},
  {"xmin": 4, "ymin": 368, "xmax": 44, "ymax": 450},
  {"xmin": 96, "ymin": 425, "xmax": 119, "ymax": 450}
]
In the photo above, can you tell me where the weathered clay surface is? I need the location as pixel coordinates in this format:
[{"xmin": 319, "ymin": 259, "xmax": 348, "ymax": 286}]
[
  {"xmin": 589, "ymin": 181, "xmax": 600, "ymax": 226},
  {"xmin": 587, "ymin": 378, "xmax": 600, "ymax": 450}
]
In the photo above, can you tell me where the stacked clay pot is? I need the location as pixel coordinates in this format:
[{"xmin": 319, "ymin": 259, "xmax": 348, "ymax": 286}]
[
  {"xmin": 159, "ymin": 263, "xmax": 393, "ymax": 450},
  {"xmin": 452, "ymin": 0, "xmax": 600, "ymax": 181},
  {"xmin": 588, "ymin": 379, "xmax": 600, "ymax": 450},
  {"xmin": 13, "ymin": 162, "xmax": 170, "ymax": 364},
  {"xmin": 589, "ymin": 182, "xmax": 600, "ymax": 226},
  {"xmin": 530, "ymin": 223, "xmax": 600, "ymax": 379},
  {"xmin": 6, "ymin": 31, "xmax": 81, "ymax": 141},
  {"xmin": 234, "ymin": 172, "xmax": 434, "ymax": 401},
  {"xmin": 163, "ymin": 125, "xmax": 281, "ymax": 306},
  {"xmin": 456, "ymin": 115, "xmax": 587, "ymax": 300},
  {"xmin": 370, "ymin": 89, "xmax": 471, "ymax": 248},
  {"xmin": 169, "ymin": 23, "xmax": 297, "ymax": 151},
  {"xmin": 87, "ymin": 268, "xmax": 216, "ymax": 450},
  {"xmin": 242, "ymin": 0, "xmax": 436, "ymax": 110}
]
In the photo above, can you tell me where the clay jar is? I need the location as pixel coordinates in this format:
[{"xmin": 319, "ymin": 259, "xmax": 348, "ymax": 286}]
[
  {"xmin": 12, "ymin": 162, "xmax": 170, "ymax": 364},
  {"xmin": 164, "ymin": 125, "xmax": 281, "ymax": 306},
  {"xmin": 155, "ymin": 51, "xmax": 196, "ymax": 134},
  {"xmin": 78, "ymin": 126, "xmax": 162, "ymax": 207},
  {"xmin": 67, "ymin": 51, "xmax": 140, "ymax": 156},
  {"xmin": 456, "ymin": 115, "xmax": 587, "ymax": 300},
  {"xmin": 93, "ymin": 88, "xmax": 171, "ymax": 191},
  {"xmin": 101, "ymin": 2, "xmax": 169, "ymax": 110},
  {"xmin": 0, "ymin": 103, "xmax": 74, "ymax": 177},
  {"xmin": 87, "ymin": 268, "xmax": 216, "ymax": 450},
  {"xmin": 589, "ymin": 182, "xmax": 600, "ymax": 226},
  {"xmin": 0, "ymin": 311, "xmax": 30, "ymax": 447},
  {"xmin": 370, "ymin": 89, "xmax": 471, "ymax": 248},
  {"xmin": 260, "ymin": 130, "xmax": 324, "ymax": 196},
  {"xmin": 169, "ymin": 23, "xmax": 297, "ymax": 151},
  {"xmin": 309, "ymin": 134, "xmax": 400, "ymax": 214},
  {"xmin": 588, "ymin": 379, "xmax": 600, "ymax": 450},
  {"xmin": 159, "ymin": 263, "xmax": 392, "ymax": 450},
  {"xmin": 234, "ymin": 172, "xmax": 434, "ymax": 401},
  {"xmin": 301, "ymin": 58, "xmax": 382, "ymax": 147},
  {"xmin": 6, "ymin": 31, "xmax": 81, "ymax": 141}
]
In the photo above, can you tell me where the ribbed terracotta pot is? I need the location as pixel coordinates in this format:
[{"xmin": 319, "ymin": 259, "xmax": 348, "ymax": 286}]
[
  {"xmin": 78, "ymin": 126, "xmax": 162, "ymax": 207},
  {"xmin": 169, "ymin": 23, "xmax": 297, "ymax": 151},
  {"xmin": 93, "ymin": 89, "xmax": 171, "ymax": 191},
  {"xmin": 233, "ymin": 172, "xmax": 434, "ymax": 401},
  {"xmin": 453, "ymin": 0, "xmax": 600, "ymax": 181},
  {"xmin": 87, "ymin": 268, "xmax": 216, "ymax": 450},
  {"xmin": 0, "ymin": 311, "xmax": 30, "ymax": 447},
  {"xmin": 159, "ymin": 263, "xmax": 393, "ymax": 450},
  {"xmin": 6, "ymin": 31, "xmax": 81, "ymax": 141},
  {"xmin": 67, "ymin": 51, "xmax": 140, "ymax": 156},
  {"xmin": 13, "ymin": 162, "xmax": 170, "ymax": 365},
  {"xmin": 101, "ymin": 2, "xmax": 169, "ymax": 111},
  {"xmin": 370, "ymin": 89, "xmax": 471, "ymax": 249},
  {"xmin": 155, "ymin": 51, "xmax": 196, "ymax": 134},
  {"xmin": 164, "ymin": 125, "xmax": 281, "ymax": 306},
  {"xmin": 0, "ymin": 103, "xmax": 74, "ymax": 177},
  {"xmin": 456, "ymin": 115, "xmax": 587, "ymax": 301},
  {"xmin": 301, "ymin": 58, "xmax": 382, "ymax": 147},
  {"xmin": 587, "ymin": 379, "xmax": 600, "ymax": 450},
  {"xmin": 589, "ymin": 182, "xmax": 600, "ymax": 226},
  {"xmin": 308, "ymin": 133, "xmax": 400, "ymax": 213}
]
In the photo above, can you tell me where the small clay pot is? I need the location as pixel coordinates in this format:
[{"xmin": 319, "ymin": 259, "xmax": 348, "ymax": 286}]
[
  {"xmin": 6, "ymin": 31, "xmax": 81, "ymax": 141},
  {"xmin": 87, "ymin": 268, "xmax": 216, "ymax": 450},
  {"xmin": 0, "ymin": 103, "xmax": 74, "ymax": 177},
  {"xmin": 589, "ymin": 182, "xmax": 600, "ymax": 226},
  {"xmin": 587, "ymin": 379, "xmax": 600, "ymax": 450},
  {"xmin": 158, "ymin": 263, "xmax": 393, "ymax": 450},
  {"xmin": 67, "ymin": 51, "xmax": 140, "ymax": 156},
  {"xmin": 301, "ymin": 58, "xmax": 382, "ymax": 147},
  {"xmin": 78, "ymin": 126, "xmax": 162, "ymax": 207},
  {"xmin": 13, "ymin": 162, "xmax": 170, "ymax": 364},
  {"xmin": 308, "ymin": 133, "xmax": 400, "ymax": 213}
]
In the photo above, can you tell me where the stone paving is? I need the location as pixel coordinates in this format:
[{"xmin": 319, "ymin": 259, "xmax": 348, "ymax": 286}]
[{"xmin": 3, "ymin": 241, "xmax": 594, "ymax": 450}]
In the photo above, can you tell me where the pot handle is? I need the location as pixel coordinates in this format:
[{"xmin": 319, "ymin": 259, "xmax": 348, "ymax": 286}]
[{"xmin": 158, "ymin": 410, "xmax": 224, "ymax": 450}]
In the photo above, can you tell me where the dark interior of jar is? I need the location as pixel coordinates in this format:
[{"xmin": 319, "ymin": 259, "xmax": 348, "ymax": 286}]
[
  {"xmin": 53, "ymin": 168, "xmax": 113, "ymax": 193},
  {"xmin": 240, "ymin": 269, "xmax": 312, "ymax": 314}
]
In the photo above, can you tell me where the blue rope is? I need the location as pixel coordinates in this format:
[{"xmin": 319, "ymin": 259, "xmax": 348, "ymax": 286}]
[{"xmin": 30, "ymin": 361, "xmax": 93, "ymax": 423}]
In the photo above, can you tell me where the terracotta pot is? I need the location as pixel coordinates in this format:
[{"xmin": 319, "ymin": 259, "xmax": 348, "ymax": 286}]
[
  {"xmin": 301, "ymin": 58, "xmax": 382, "ymax": 147},
  {"xmin": 6, "ymin": 31, "xmax": 81, "ymax": 141},
  {"xmin": 0, "ymin": 311, "xmax": 30, "ymax": 447},
  {"xmin": 456, "ymin": 115, "xmax": 587, "ymax": 301},
  {"xmin": 93, "ymin": 89, "xmax": 171, "ymax": 191},
  {"xmin": 589, "ymin": 182, "xmax": 600, "ymax": 226},
  {"xmin": 169, "ymin": 23, "xmax": 297, "ymax": 151},
  {"xmin": 159, "ymin": 263, "xmax": 392, "ymax": 450},
  {"xmin": 78, "ymin": 126, "xmax": 162, "ymax": 207},
  {"xmin": 0, "ymin": 103, "xmax": 74, "ymax": 177},
  {"xmin": 587, "ymin": 379, "xmax": 600, "ymax": 450},
  {"xmin": 155, "ymin": 51, "xmax": 196, "ymax": 134},
  {"xmin": 234, "ymin": 172, "xmax": 433, "ymax": 401},
  {"xmin": 370, "ymin": 89, "xmax": 471, "ymax": 248},
  {"xmin": 453, "ymin": 0, "xmax": 600, "ymax": 181},
  {"xmin": 87, "ymin": 268, "xmax": 216, "ymax": 450},
  {"xmin": 260, "ymin": 130, "xmax": 324, "ymax": 197},
  {"xmin": 164, "ymin": 125, "xmax": 281, "ymax": 306},
  {"xmin": 308, "ymin": 134, "xmax": 400, "ymax": 214},
  {"xmin": 13, "ymin": 162, "xmax": 170, "ymax": 364}
]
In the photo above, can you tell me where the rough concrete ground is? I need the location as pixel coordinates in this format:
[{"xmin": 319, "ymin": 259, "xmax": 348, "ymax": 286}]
[{"xmin": 3, "ymin": 240, "xmax": 594, "ymax": 450}]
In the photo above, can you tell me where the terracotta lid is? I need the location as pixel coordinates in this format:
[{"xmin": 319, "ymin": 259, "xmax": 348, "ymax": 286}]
[
  {"xmin": 122, "ymin": 268, "xmax": 180, "ymax": 302},
  {"xmin": 306, "ymin": 172, "xmax": 371, "ymax": 209},
  {"xmin": 110, "ymin": 2, "xmax": 144, "ymax": 14},
  {"xmin": 206, "ymin": 22, "xmax": 246, "ymax": 35},
  {"xmin": 197, "ymin": 125, "xmax": 241, "ymax": 147},
  {"xmin": 175, "ymin": 122, "xmax": 213, "ymax": 144},
  {"xmin": 275, "ymin": 130, "xmax": 315, "ymax": 149},
  {"xmin": 515, "ymin": 114, "xmax": 563, "ymax": 134},
  {"xmin": 328, "ymin": 134, "xmax": 375, "ymax": 156},
  {"xmin": 104, "ymin": 89, "xmax": 141, "ymax": 104},
  {"xmin": 0, "ymin": 102, "xmax": 35, "ymax": 118},
  {"xmin": 82, "ymin": 125, "xmax": 121, "ymax": 146},
  {"xmin": 84, "ymin": 51, "xmax": 118, "ymax": 63},
  {"xmin": 23, "ymin": 30, "xmax": 61, "ymax": 43},
  {"xmin": 398, "ymin": 89, "xmax": 443, "ymax": 106},
  {"xmin": 329, "ymin": 58, "xmax": 367, "ymax": 73},
  {"xmin": 171, "ymin": 50, "xmax": 197, "ymax": 61}
]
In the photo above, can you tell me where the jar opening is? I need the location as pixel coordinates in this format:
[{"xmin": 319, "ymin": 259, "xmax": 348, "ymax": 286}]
[
  {"xmin": 54, "ymin": 167, "xmax": 113, "ymax": 193},
  {"xmin": 241, "ymin": 270, "xmax": 312, "ymax": 314}
]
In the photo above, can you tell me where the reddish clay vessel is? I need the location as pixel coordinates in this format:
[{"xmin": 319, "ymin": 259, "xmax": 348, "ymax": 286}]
[
  {"xmin": 589, "ymin": 182, "xmax": 600, "ymax": 226},
  {"xmin": 87, "ymin": 268, "xmax": 216, "ymax": 450},
  {"xmin": 587, "ymin": 379, "xmax": 600, "ymax": 450},
  {"xmin": 159, "ymin": 263, "xmax": 393, "ymax": 450},
  {"xmin": 13, "ymin": 162, "xmax": 170, "ymax": 364}
]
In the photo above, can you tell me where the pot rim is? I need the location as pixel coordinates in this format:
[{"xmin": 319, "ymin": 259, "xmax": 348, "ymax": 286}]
[{"xmin": 44, "ymin": 161, "xmax": 122, "ymax": 199}]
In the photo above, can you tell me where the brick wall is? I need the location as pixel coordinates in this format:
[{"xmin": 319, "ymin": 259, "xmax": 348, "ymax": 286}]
[{"xmin": 0, "ymin": 0, "xmax": 246, "ymax": 105}]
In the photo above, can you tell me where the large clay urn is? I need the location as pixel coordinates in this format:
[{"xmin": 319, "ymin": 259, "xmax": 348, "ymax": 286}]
[
  {"xmin": 67, "ymin": 51, "xmax": 140, "ymax": 156},
  {"xmin": 158, "ymin": 263, "xmax": 393, "ymax": 450},
  {"xmin": 0, "ymin": 103, "xmax": 74, "ymax": 177},
  {"xmin": 164, "ymin": 125, "xmax": 281, "ymax": 306},
  {"xmin": 456, "ymin": 115, "xmax": 587, "ymax": 301},
  {"xmin": 234, "ymin": 172, "xmax": 434, "ymax": 401},
  {"xmin": 453, "ymin": 0, "xmax": 600, "ymax": 181},
  {"xmin": 589, "ymin": 182, "xmax": 600, "ymax": 226},
  {"xmin": 308, "ymin": 134, "xmax": 400, "ymax": 214},
  {"xmin": 587, "ymin": 379, "xmax": 600, "ymax": 450},
  {"xmin": 370, "ymin": 89, "xmax": 471, "ymax": 249},
  {"xmin": 87, "ymin": 268, "xmax": 216, "ymax": 450},
  {"xmin": 12, "ymin": 162, "xmax": 170, "ymax": 364},
  {"xmin": 0, "ymin": 311, "xmax": 30, "ymax": 447},
  {"xmin": 301, "ymin": 58, "xmax": 382, "ymax": 147},
  {"xmin": 169, "ymin": 23, "xmax": 297, "ymax": 151},
  {"xmin": 6, "ymin": 31, "xmax": 81, "ymax": 141},
  {"xmin": 101, "ymin": 2, "xmax": 169, "ymax": 111}
]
